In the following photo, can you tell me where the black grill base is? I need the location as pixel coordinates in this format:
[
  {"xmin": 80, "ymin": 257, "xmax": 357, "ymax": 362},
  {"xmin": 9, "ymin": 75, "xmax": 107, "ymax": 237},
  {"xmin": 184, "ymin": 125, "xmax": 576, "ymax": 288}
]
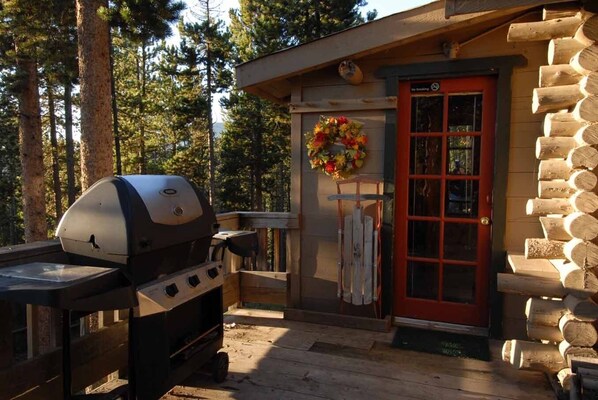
[{"xmin": 131, "ymin": 286, "xmax": 224, "ymax": 400}]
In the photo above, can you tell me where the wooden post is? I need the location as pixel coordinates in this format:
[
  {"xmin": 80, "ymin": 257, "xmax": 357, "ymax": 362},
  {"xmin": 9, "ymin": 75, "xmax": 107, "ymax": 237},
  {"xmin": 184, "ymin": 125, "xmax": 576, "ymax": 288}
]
[
  {"xmin": 557, "ymin": 368, "xmax": 574, "ymax": 391},
  {"xmin": 538, "ymin": 180, "xmax": 575, "ymax": 198},
  {"xmin": 539, "ymin": 159, "xmax": 571, "ymax": 180},
  {"xmin": 0, "ymin": 301, "xmax": 13, "ymax": 368},
  {"xmin": 563, "ymin": 239, "xmax": 598, "ymax": 269},
  {"xmin": 559, "ymin": 313, "xmax": 598, "ymax": 347},
  {"xmin": 510, "ymin": 339, "xmax": 566, "ymax": 372},
  {"xmin": 526, "ymin": 198, "xmax": 573, "ymax": 216},
  {"xmin": 571, "ymin": 45, "xmax": 598, "ymax": 76},
  {"xmin": 543, "ymin": 5, "xmax": 581, "ymax": 21},
  {"xmin": 498, "ymin": 273, "xmax": 566, "ymax": 298},
  {"xmin": 559, "ymin": 339, "xmax": 598, "ymax": 360},
  {"xmin": 544, "ymin": 112, "xmax": 583, "ymax": 137},
  {"xmin": 540, "ymin": 64, "xmax": 582, "ymax": 88},
  {"xmin": 567, "ymin": 145, "xmax": 598, "ymax": 170},
  {"xmin": 527, "ymin": 321, "xmax": 563, "ymax": 342},
  {"xmin": 574, "ymin": 15, "xmax": 598, "ymax": 46},
  {"xmin": 548, "ymin": 38, "xmax": 586, "ymax": 65},
  {"xmin": 552, "ymin": 259, "xmax": 598, "ymax": 291},
  {"xmin": 532, "ymin": 85, "xmax": 583, "ymax": 114},
  {"xmin": 525, "ymin": 238, "xmax": 565, "ymax": 259},
  {"xmin": 526, "ymin": 297, "xmax": 566, "ymax": 326},
  {"xmin": 564, "ymin": 212, "xmax": 598, "ymax": 241},
  {"xmin": 570, "ymin": 191, "xmax": 598, "ymax": 214},
  {"xmin": 568, "ymin": 170, "xmax": 597, "ymax": 191},
  {"xmin": 507, "ymin": 16, "xmax": 582, "ymax": 42},
  {"xmin": 575, "ymin": 124, "xmax": 598, "ymax": 145},
  {"xmin": 564, "ymin": 295, "xmax": 598, "ymax": 320},
  {"xmin": 540, "ymin": 216, "xmax": 572, "ymax": 241},
  {"xmin": 273, "ymin": 228, "xmax": 281, "ymax": 272}
]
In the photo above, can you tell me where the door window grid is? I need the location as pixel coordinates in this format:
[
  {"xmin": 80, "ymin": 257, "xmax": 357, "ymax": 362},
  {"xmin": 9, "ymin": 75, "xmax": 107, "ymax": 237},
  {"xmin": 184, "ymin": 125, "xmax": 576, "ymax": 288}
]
[{"xmin": 407, "ymin": 92, "xmax": 482, "ymax": 304}]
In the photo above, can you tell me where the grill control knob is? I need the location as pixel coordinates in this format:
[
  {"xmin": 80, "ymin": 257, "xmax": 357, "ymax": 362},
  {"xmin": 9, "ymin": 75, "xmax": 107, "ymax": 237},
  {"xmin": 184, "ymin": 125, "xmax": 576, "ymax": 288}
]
[
  {"xmin": 187, "ymin": 274, "xmax": 200, "ymax": 288},
  {"xmin": 207, "ymin": 267, "xmax": 219, "ymax": 279},
  {"xmin": 164, "ymin": 283, "xmax": 179, "ymax": 298}
]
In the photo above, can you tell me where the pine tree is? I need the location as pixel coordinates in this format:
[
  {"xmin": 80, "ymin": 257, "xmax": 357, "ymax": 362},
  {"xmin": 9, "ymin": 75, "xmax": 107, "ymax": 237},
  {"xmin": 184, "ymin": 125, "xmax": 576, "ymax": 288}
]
[
  {"xmin": 0, "ymin": 0, "xmax": 50, "ymax": 242},
  {"xmin": 76, "ymin": 0, "xmax": 114, "ymax": 190},
  {"xmin": 221, "ymin": 0, "xmax": 375, "ymax": 213},
  {"xmin": 108, "ymin": 0, "xmax": 184, "ymax": 174},
  {"xmin": 180, "ymin": 0, "xmax": 233, "ymax": 206}
]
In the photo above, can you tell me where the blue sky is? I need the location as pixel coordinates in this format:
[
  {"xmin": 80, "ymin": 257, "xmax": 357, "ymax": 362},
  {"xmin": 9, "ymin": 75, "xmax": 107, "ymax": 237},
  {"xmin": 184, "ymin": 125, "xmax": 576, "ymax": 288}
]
[{"xmin": 206, "ymin": 0, "xmax": 435, "ymax": 122}]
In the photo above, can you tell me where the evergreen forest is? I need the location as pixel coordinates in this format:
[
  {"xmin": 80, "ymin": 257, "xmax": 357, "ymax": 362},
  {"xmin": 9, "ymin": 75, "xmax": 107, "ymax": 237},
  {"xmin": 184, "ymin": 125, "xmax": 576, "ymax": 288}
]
[{"xmin": 0, "ymin": 0, "xmax": 376, "ymax": 246}]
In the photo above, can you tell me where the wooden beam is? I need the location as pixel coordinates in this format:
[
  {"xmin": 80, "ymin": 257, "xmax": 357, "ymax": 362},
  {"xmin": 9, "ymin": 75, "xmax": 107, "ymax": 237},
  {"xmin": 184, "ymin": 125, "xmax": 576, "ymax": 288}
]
[
  {"xmin": 284, "ymin": 308, "xmax": 391, "ymax": 332},
  {"xmin": 497, "ymin": 272, "xmax": 566, "ymax": 297},
  {"xmin": 289, "ymin": 97, "xmax": 397, "ymax": 114},
  {"xmin": 238, "ymin": 212, "xmax": 299, "ymax": 229}
]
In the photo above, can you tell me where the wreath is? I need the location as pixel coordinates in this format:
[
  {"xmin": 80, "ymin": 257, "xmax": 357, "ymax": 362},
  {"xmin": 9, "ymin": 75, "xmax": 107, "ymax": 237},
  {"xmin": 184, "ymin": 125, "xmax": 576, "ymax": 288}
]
[{"xmin": 305, "ymin": 116, "xmax": 367, "ymax": 180}]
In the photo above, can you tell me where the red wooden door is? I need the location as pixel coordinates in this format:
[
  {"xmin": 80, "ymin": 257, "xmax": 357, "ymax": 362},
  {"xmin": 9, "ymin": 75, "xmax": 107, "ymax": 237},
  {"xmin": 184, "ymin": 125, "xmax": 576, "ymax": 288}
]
[{"xmin": 394, "ymin": 76, "xmax": 497, "ymax": 327}]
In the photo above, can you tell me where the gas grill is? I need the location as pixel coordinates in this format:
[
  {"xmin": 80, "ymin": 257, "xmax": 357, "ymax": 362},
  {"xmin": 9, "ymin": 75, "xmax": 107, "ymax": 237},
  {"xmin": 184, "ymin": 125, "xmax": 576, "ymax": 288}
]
[
  {"xmin": 58, "ymin": 175, "xmax": 228, "ymax": 399},
  {"xmin": 0, "ymin": 175, "xmax": 231, "ymax": 400}
]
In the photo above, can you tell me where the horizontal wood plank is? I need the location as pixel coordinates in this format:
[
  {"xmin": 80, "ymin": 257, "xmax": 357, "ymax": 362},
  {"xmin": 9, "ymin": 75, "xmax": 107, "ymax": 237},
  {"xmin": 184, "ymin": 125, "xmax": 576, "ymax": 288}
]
[
  {"xmin": 0, "ymin": 321, "xmax": 128, "ymax": 400},
  {"xmin": 290, "ymin": 97, "xmax": 397, "ymax": 114},
  {"xmin": 284, "ymin": 308, "xmax": 391, "ymax": 332},
  {"xmin": 240, "ymin": 271, "xmax": 288, "ymax": 306}
]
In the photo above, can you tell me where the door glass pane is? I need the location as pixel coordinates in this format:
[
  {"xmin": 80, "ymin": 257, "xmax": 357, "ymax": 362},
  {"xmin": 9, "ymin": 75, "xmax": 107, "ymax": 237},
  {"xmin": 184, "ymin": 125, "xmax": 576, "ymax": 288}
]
[
  {"xmin": 445, "ymin": 180, "xmax": 479, "ymax": 218},
  {"xmin": 407, "ymin": 261, "xmax": 438, "ymax": 300},
  {"xmin": 410, "ymin": 137, "xmax": 442, "ymax": 175},
  {"xmin": 411, "ymin": 95, "xmax": 443, "ymax": 133},
  {"xmin": 443, "ymin": 264, "xmax": 476, "ymax": 304},
  {"xmin": 448, "ymin": 94, "xmax": 482, "ymax": 132},
  {"xmin": 409, "ymin": 179, "xmax": 441, "ymax": 216},
  {"xmin": 444, "ymin": 223, "xmax": 478, "ymax": 261},
  {"xmin": 447, "ymin": 136, "xmax": 480, "ymax": 176},
  {"xmin": 408, "ymin": 220, "xmax": 439, "ymax": 257}
]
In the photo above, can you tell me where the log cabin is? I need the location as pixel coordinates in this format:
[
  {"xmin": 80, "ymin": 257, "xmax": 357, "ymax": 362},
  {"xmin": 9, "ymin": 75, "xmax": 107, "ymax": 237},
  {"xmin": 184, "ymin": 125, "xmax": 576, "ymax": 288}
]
[{"xmin": 235, "ymin": 0, "xmax": 598, "ymax": 395}]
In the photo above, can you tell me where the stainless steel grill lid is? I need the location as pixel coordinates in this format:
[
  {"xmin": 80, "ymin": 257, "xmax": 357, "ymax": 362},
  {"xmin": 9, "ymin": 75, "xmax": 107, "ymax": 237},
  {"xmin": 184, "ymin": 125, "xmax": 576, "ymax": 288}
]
[{"xmin": 56, "ymin": 175, "xmax": 216, "ymax": 282}]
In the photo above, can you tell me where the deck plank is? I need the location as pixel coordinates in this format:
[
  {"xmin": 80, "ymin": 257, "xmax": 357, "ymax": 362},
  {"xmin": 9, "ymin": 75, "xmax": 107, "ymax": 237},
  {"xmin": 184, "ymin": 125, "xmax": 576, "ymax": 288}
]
[{"xmin": 162, "ymin": 309, "xmax": 554, "ymax": 400}]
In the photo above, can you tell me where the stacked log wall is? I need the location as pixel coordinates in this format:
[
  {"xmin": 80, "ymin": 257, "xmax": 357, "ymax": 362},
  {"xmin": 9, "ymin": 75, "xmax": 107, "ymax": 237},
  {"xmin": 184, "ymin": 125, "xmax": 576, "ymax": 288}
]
[{"xmin": 501, "ymin": 6, "xmax": 598, "ymax": 396}]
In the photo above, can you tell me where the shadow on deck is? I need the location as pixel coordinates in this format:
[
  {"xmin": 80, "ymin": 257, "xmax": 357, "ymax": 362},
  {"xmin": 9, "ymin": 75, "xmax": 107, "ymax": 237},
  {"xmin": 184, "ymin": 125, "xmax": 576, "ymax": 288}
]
[{"xmin": 163, "ymin": 309, "xmax": 554, "ymax": 400}]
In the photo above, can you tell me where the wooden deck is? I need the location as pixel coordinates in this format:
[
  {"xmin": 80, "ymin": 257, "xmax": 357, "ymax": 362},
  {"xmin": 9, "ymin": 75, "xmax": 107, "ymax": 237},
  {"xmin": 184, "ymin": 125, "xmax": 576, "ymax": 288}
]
[{"xmin": 161, "ymin": 309, "xmax": 555, "ymax": 400}]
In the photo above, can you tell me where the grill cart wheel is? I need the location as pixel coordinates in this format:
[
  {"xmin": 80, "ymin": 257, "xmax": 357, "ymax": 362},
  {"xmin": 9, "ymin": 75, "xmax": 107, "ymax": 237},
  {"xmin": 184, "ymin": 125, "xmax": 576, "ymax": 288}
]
[{"xmin": 212, "ymin": 352, "xmax": 229, "ymax": 383}]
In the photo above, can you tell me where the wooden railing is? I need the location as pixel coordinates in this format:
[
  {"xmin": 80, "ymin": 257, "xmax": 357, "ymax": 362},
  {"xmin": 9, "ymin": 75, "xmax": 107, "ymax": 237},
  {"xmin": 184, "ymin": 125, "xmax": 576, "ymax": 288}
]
[{"xmin": 0, "ymin": 211, "xmax": 298, "ymax": 400}]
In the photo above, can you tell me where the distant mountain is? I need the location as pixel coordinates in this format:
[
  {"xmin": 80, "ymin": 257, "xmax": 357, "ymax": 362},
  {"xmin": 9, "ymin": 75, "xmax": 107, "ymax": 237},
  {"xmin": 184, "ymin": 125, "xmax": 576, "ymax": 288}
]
[{"xmin": 214, "ymin": 122, "xmax": 224, "ymax": 137}]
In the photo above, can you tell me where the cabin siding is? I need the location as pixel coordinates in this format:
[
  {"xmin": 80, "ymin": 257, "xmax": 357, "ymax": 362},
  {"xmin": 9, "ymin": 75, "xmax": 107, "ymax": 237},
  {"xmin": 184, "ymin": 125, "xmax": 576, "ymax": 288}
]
[{"xmin": 291, "ymin": 20, "xmax": 545, "ymax": 336}]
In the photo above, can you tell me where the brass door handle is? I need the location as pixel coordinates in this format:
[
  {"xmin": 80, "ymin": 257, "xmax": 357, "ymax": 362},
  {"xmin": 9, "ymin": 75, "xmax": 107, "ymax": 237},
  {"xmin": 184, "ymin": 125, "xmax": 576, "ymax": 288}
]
[{"xmin": 480, "ymin": 217, "xmax": 490, "ymax": 225}]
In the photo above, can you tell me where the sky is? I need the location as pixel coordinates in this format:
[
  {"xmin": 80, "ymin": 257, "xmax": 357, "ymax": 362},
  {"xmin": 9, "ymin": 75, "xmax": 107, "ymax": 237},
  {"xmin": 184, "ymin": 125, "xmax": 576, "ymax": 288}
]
[{"xmin": 189, "ymin": 0, "xmax": 435, "ymax": 122}]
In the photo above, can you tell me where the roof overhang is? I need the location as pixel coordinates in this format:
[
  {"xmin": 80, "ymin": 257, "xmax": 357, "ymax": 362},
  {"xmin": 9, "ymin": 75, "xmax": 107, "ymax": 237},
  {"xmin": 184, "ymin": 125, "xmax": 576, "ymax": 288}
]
[
  {"xmin": 236, "ymin": 1, "xmax": 537, "ymax": 102},
  {"xmin": 445, "ymin": 0, "xmax": 573, "ymax": 17}
]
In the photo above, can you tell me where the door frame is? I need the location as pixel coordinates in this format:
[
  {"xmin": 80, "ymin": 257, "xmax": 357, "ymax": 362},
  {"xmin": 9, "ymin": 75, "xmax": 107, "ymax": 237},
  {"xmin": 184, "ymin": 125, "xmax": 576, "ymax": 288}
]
[
  {"xmin": 375, "ymin": 55, "xmax": 527, "ymax": 336},
  {"xmin": 394, "ymin": 76, "xmax": 496, "ymax": 327}
]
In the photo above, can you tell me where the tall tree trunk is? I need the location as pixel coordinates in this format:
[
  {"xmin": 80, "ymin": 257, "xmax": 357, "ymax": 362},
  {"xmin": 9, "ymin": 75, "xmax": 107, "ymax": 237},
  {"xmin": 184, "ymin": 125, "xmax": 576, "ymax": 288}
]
[
  {"xmin": 76, "ymin": 0, "xmax": 114, "ymax": 190},
  {"xmin": 64, "ymin": 83, "xmax": 76, "ymax": 205},
  {"xmin": 139, "ymin": 44, "xmax": 146, "ymax": 174},
  {"xmin": 206, "ymin": 5, "xmax": 217, "ymax": 207},
  {"xmin": 17, "ymin": 56, "xmax": 54, "ymax": 357},
  {"xmin": 110, "ymin": 35, "xmax": 122, "ymax": 175},
  {"xmin": 17, "ymin": 58, "xmax": 47, "ymax": 242},
  {"xmin": 47, "ymin": 85, "xmax": 63, "ymax": 222},
  {"xmin": 253, "ymin": 120, "xmax": 263, "ymax": 211}
]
